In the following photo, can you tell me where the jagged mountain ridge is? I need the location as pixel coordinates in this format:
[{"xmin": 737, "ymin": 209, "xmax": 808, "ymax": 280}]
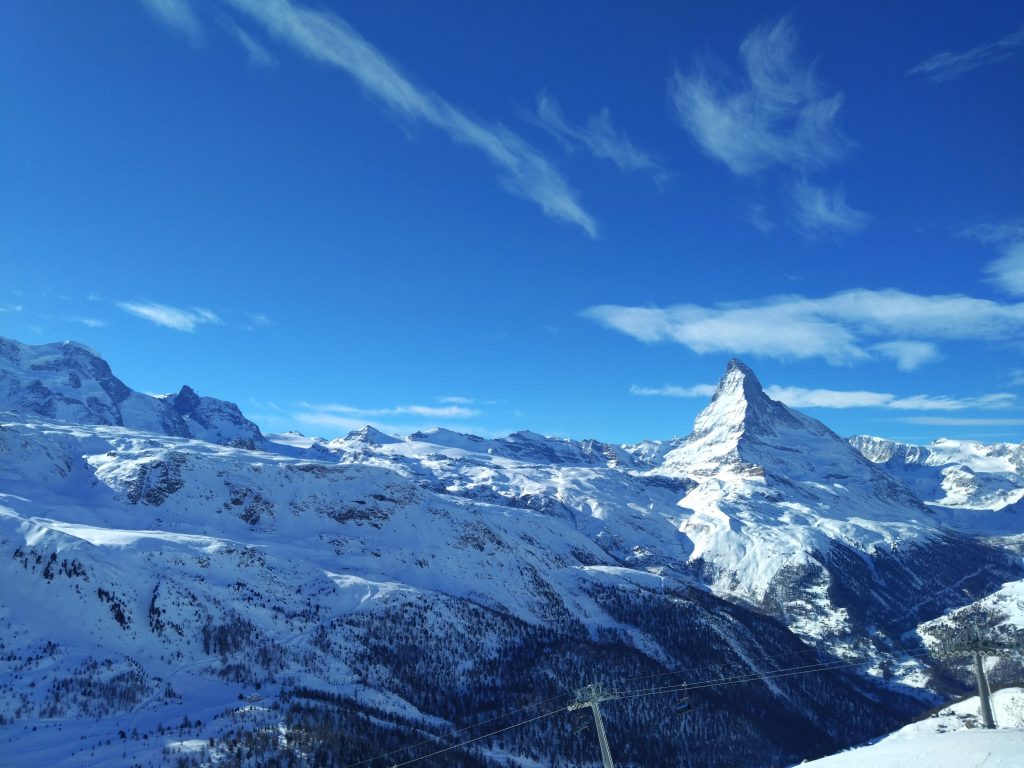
[
  {"xmin": 663, "ymin": 360, "xmax": 925, "ymax": 509},
  {"xmin": 1, "ymin": 337, "xmax": 1022, "ymax": 767},
  {"xmin": 0, "ymin": 418, "xmax": 916, "ymax": 767},
  {"xmin": 0, "ymin": 336, "xmax": 265, "ymax": 448},
  {"xmin": 850, "ymin": 434, "xmax": 1024, "ymax": 511}
]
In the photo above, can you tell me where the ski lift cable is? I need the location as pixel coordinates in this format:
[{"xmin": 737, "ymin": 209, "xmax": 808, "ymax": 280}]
[
  {"xmin": 619, "ymin": 643, "xmax": 834, "ymax": 685},
  {"xmin": 611, "ymin": 643, "xmax": 933, "ymax": 694},
  {"xmin": 336, "ymin": 648, "xmax": 879, "ymax": 768},
  {"xmin": 384, "ymin": 704, "xmax": 567, "ymax": 768},
  {"xmin": 339, "ymin": 690, "xmax": 572, "ymax": 768},
  {"xmin": 623, "ymin": 648, "xmax": 934, "ymax": 701},
  {"xmin": 381, "ymin": 647, "xmax": 934, "ymax": 765},
  {"xmin": 610, "ymin": 641, "xmax": 934, "ymax": 687},
  {"xmin": 346, "ymin": 645, "xmax": 935, "ymax": 766}
]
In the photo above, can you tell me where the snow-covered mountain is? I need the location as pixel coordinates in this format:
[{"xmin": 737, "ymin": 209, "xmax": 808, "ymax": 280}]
[
  {"xmin": 1, "ymin": 339, "xmax": 1022, "ymax": 767},
  {"xmin": 296, "ymin": 359, "xmax": 1019, "ymax": 651},
  {"xmin": 0, "ymin": 337, "xmax": 265, "ymax": 447},
  {"xmin": 850, "ymin": 434, "xmax": 1024, "ymax": 511},
  {"xmin": 645, "ymin": 361, "xmax": 961, "ymax": 641}
]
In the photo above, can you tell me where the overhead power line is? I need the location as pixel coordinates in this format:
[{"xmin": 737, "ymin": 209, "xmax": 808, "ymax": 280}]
[
  {"xmin": 349, "ymin": 645, "xmax": 933, "ymax": 767},
  {"xmin": 340, "ymin": 691, "xmax": 571, "ymax": 768},
  {"xmin": 385, "ymin": 704, "xmax": 568, "ymax": 768}
]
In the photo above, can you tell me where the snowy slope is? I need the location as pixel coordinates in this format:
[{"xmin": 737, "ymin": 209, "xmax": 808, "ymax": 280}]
[
  {"xmin": 800, "ymin": 688, "xmax": 1024, "ymax": 767},
  {"xmin": 2, "ymin": 339, "xmax": 1024, "ymax": 767},
  {"xmin": 646, "ymin": 361, "xmax": 943, "ymax": 637},
  {"xmin": 850, "ymin": 434, "xmax": 1024, "ymax": 511},
  {"xmin": 261, "ymin": 359, "xmax": 1023, "ymax": 657},
  {"xmin": 0, "ymin": 417, "xmax": 916, "ymax": 768},
  {"xmin": 296, "ymin": 359, "xmax": 1022, "ymax": 653}
]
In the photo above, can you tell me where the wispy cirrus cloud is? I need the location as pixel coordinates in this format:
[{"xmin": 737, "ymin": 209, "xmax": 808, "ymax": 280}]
[
  {"xmin": 630, "ymin": 384, "xmax": 717, "ymax": 398},
  {"xmin": 140, "ymin": 0, "xmax": 203, "ymax": 44},
  {"xmin": 297, "ymin": 402, "xmax": 480, "ymax": 420},
  {"xmin": 240, "ymin": 312, "xmax": 274, "ymax": 330},
  {"xmin": 584, "ymin": 289, "xmax": 1024, "ymax": 368},
  {"xmin": 230, "ymin": 24, "xmax": 276, "ymax": 66},
  {"xmin": 670, "ymin": 17, "xmax": 850, "ymax": 176},
  {"xmin": 962, "ymin": 219, "xmax": 1024, "ymax": 297},
  {"xmin": 631, "ymin": 380, "xmax": 1016, "ymax": 412},
  {"xmin": 117, "ymin": 301, "xmax": 222, "ymax": 332},
  {"xmin": 910, "ymin": 24, "xmax": 1024, "ymax": 82},
  {"xmin": 791, "ymin": 179, "xmax": 871, "ymax": 237},
  {"xmin": 533, "ymin": 92, "xmax": 666, "ymax": 180},
  {"xmin": 765, "ymin": 386, "xmax": 1015, "ymax": 411},
  {"xmin": 901, "ymin": 416, "xmax": 1024, "ymax": 427},
  {"xmin": 746, "ymin": 204, "xmax": 776, "ymax": 234},
  {"xmin": 291, "ymin": 398, "xmax": 485, "ymax": 437},
  {"xmin": 142, "ymin": 0, "xmax": 594, "ymax": 235},
  {"xmin": 669, "ymin": 17, "xmax": 867, "ymax": 238},
  {"xmin": 67, "ymin": 317, "xmax": 107, "ymax": 329},
  {"xmin": 870, "ymin": 341, "xmax": 940, "ymax": 372}
]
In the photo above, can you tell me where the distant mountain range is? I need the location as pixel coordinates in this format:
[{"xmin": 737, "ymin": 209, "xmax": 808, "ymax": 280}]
[
  {"xmin": 1, "ymin": 336, "xmax": 1021, "ymax": 768},
  {"xmin": 0, "ymin": 337, "xmax": 265, "ymax": 447}
]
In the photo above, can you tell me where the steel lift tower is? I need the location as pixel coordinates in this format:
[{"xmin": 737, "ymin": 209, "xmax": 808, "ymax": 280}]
[{"xmin": 936, "ymin": 622, "xmax": 1023, "ymax": 729}]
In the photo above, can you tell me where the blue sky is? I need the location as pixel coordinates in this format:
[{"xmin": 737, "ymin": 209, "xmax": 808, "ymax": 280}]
[{"xmin": 3, "ymin": 0, "xmax": 1024, "ymax": 445}]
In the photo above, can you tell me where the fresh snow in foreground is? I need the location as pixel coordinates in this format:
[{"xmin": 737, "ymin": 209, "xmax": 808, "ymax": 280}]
[{"xmin": 800, "ymin": 688, "xmax": 1024, "ymax": 767}]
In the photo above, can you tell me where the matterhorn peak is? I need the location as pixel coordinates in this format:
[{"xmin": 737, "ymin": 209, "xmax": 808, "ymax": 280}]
[
  {"xmin": 692, "ymin": 358, "xmax": 783, "ymax": 439},
  {"xmin": 721, "ymin": 357, "xmax": 766, "ymax": 398},
  {"xmin": 662, "ymin": 359, "xmax": 914, "ymax": 499},
  {"xmin": 659, "ymin": 358, "xmax": 839, "ymax": 477}
]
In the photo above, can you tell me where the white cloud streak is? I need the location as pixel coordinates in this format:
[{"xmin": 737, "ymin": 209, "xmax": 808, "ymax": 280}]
[
  {"xmin": 910, "ymin": 24, "xmax": 1024, "ymax": 82},
  {"xmin": 232, "ymin": 25, "xmax": 277, "ymax": 66},
  {"xmin": 140, "ymin": 0, "xmax": 203, "ymax": 44},
  {"xmin": 870, "ymin": 341, "xmax": 940, "ymax": 371},
  {"xmin": 68, "ymin": 317, "xmax": 108, "ymax": 328},
  {"xmin": 292, "ymin": 412, "xmax": 387, "ymax": 433},
  {"xmin": 292, "ymin": 399, "xmax": 485, "ymax": 438},
  {"xmin": 534, "ymin": 92, "xmax": 665, "ymax": 180},
  {"xmin": 297, "ymin": 402, "xmax": 479, "ymax": 419},
  {"xmin": 746, "ymin": 204, "xmax": 776, "ymax": 234},
  {"xmin": 630, "ymin": 384, "xmax": 717, "ymax": 398},
  {"xmin": 765, "ymin": 386, "xmax": 1016, "ymax": 411},
  {"xmin": 583, "ymin": 289, "xmax": 1024, "ymax": 367},
  {"xmin": 217, "ymin": 0, "xmax": 595, "ymax": 236},
  {"xmin": 632, "ymin": 380, "xmax": 1016, "ymax": 412},
  {"xmin": 964, "ymin": 220, "xmax": 1024, "ymax": 297},
  {"xmin": 669, "ymin": 17, "xmax": 850, "ymax": 176},
  {"xmin": 901, "ymin": 417, "xmax": 1024, "ymax": 427},
  {"xmin": 791, "ymin": 179, "xmax": 871, "ymax": 237},
  {"xmin": 241, "ymin": 312, "xmax": 274, "ymax": 330},
  {"xmin": 117, "ymin": 301, "xmax": 222, "ymax": 332},
  {"xmin": 764, "ymin": 386, "xmax": 892, "ymax": 409}
]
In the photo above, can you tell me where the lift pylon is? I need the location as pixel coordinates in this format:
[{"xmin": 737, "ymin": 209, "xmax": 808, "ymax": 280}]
[{"xmin": 568, "ymin": 683, "xmax": 617, "ymax": 768}]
